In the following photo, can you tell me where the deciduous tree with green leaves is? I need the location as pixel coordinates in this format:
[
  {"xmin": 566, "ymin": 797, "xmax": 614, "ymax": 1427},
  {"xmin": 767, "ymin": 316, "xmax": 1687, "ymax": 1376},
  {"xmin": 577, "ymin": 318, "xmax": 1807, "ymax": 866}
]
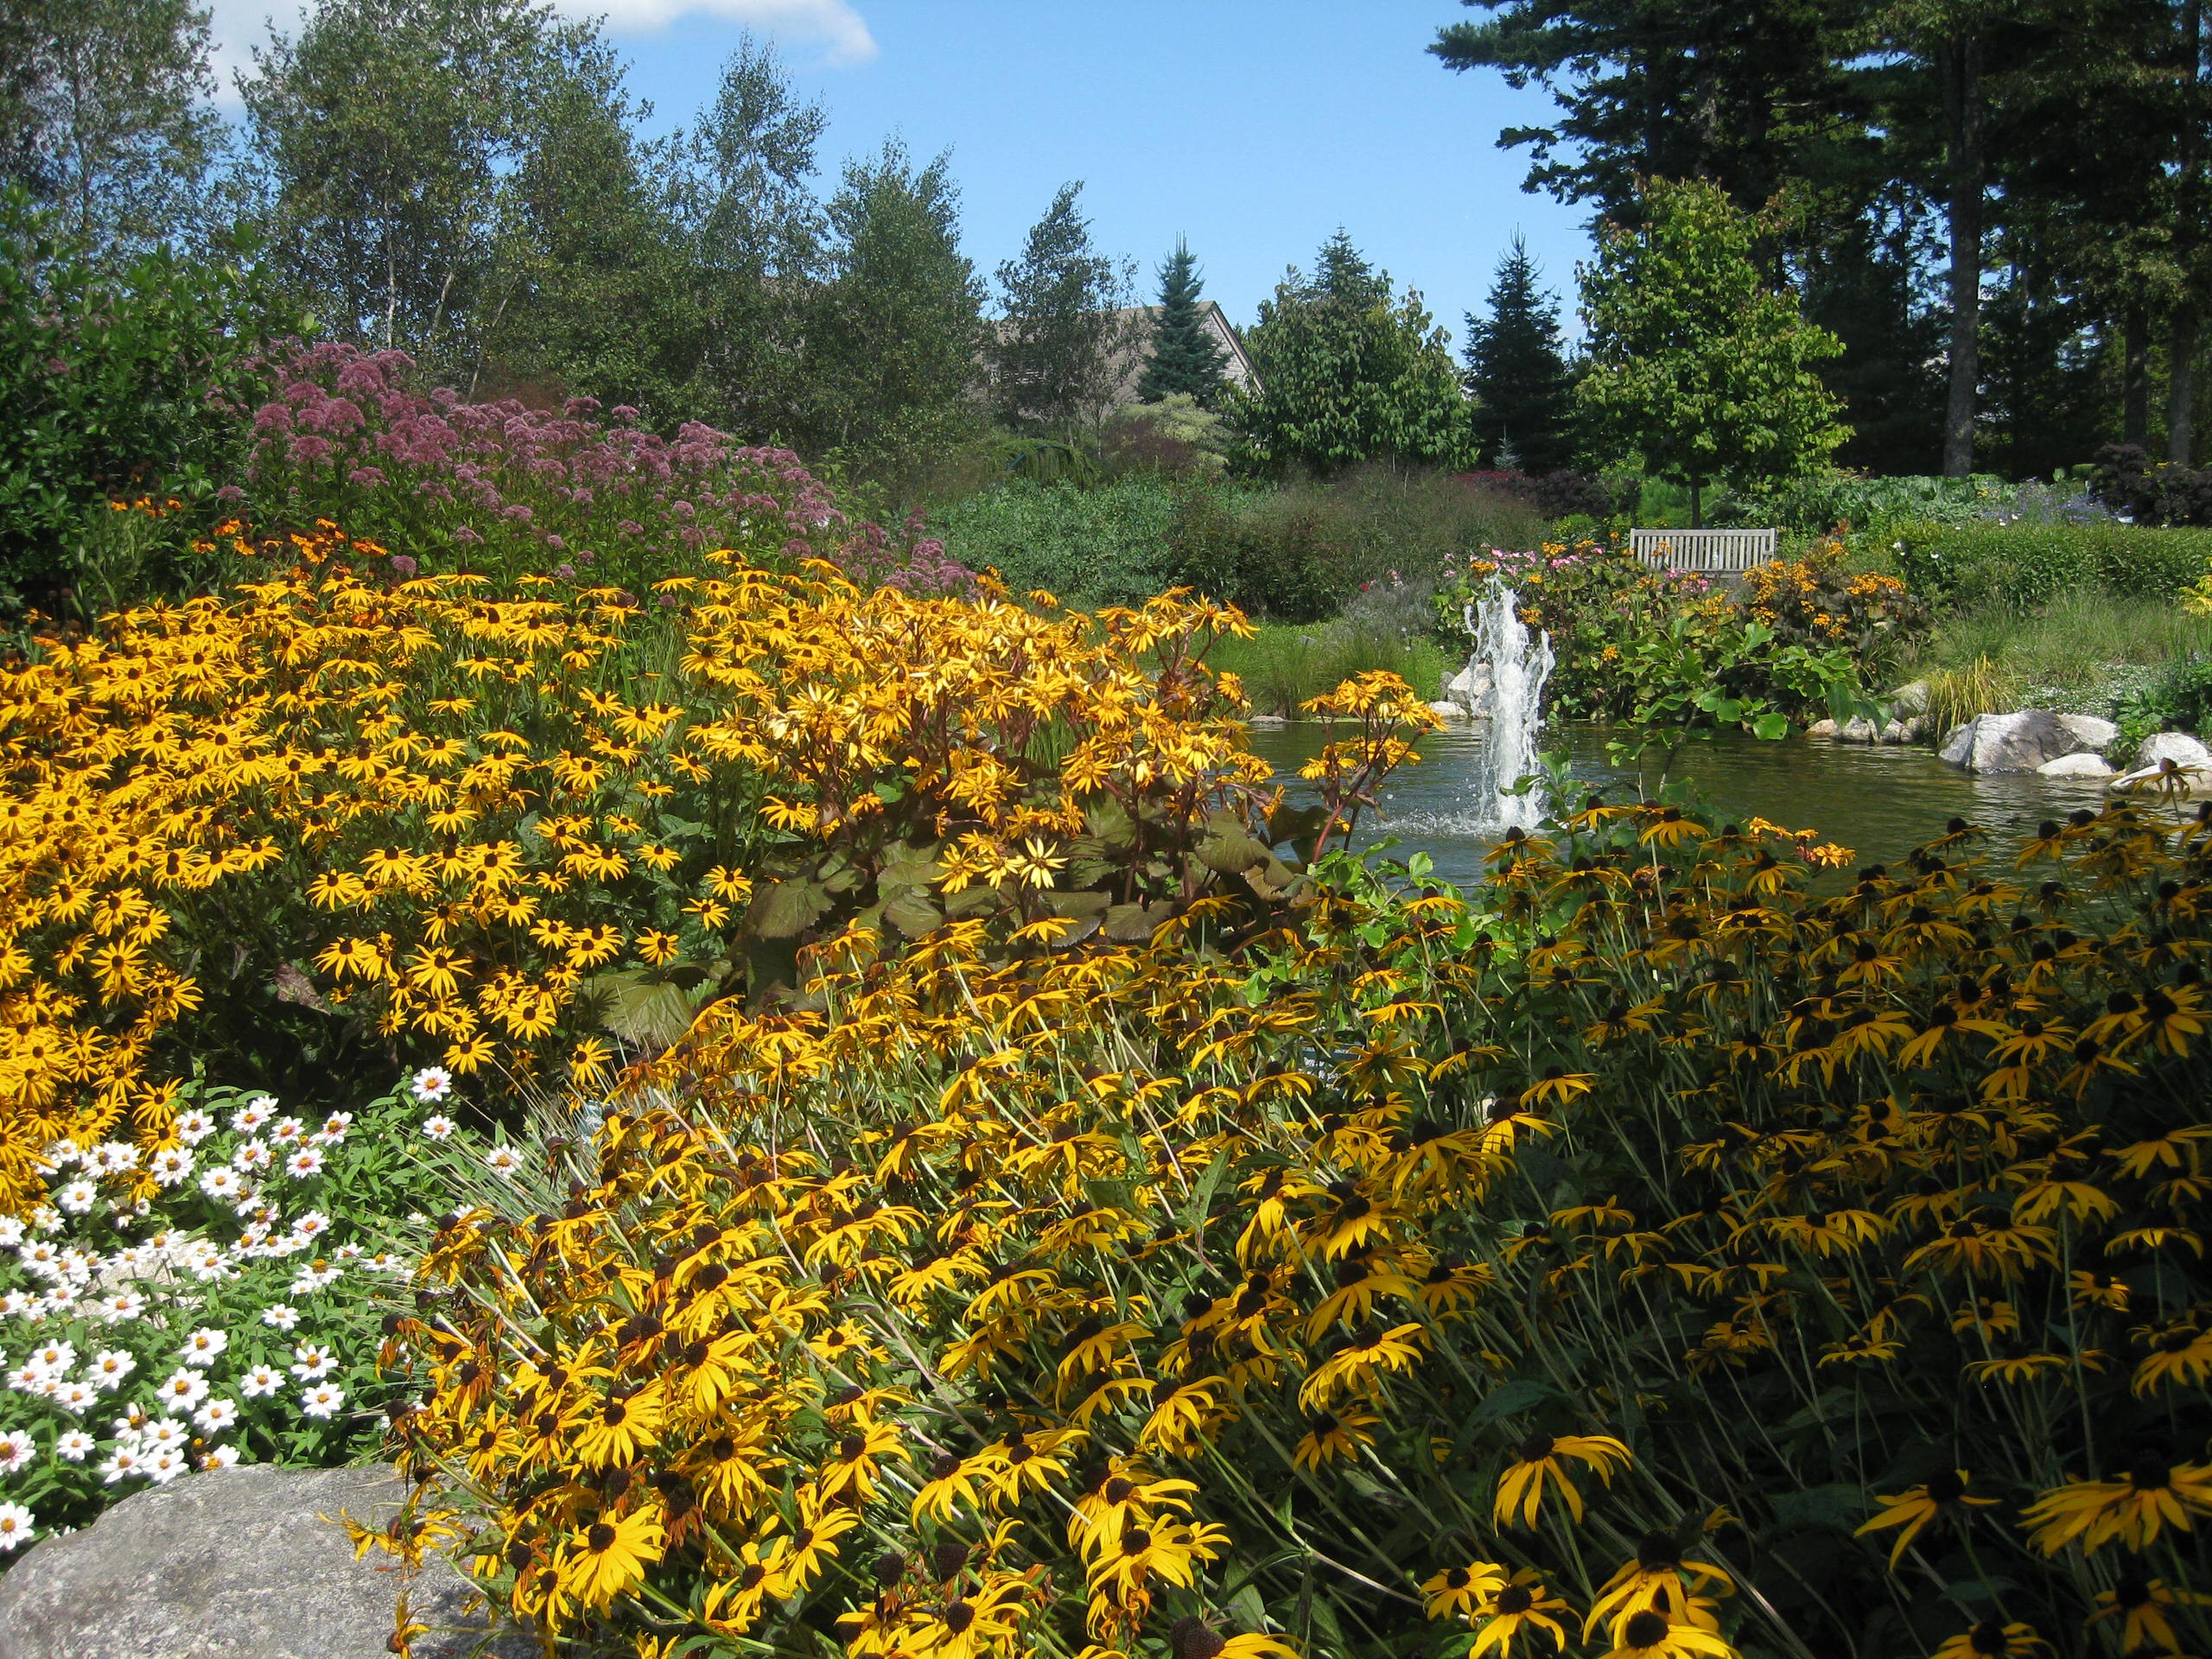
[
  {"xmin": 1135, "ymin": 238, "xmax": 1228, "ymax": 407},
  {"xmin": 1228, "ymin": 232, "xmax": 1471, "ymax": 474},
  {"xmin": 801, "ymin": 140, "xmax": 986, "ymax": 459},
  {"xmin": 0, "ymin": 0, "xmax": 222, "ymax": 251},
  {"xmin": 1577, "ymin": 176, "xmax": 1848, "ymax": 524},
  {"xmin": 238, "ymin": 0, "xmax": 587, "ymax": 373},
  {"xmin": 989, "ymin": 181, "xmax": 1137, "ymax": 433}
]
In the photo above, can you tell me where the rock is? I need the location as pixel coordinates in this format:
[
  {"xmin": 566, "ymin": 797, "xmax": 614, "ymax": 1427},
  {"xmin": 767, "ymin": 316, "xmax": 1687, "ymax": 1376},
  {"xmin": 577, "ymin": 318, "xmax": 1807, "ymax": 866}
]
[
  {"xmin": 2037, "ymin": 752, "xmax": 2114, "ymax": 778},
  {"xmin": 1247, "ymin": 712, "xmax": 1287, "ymax": 728},
  {"xmin": 1936, "ymin": 709, "xmax": 2102, "ymax": 773},
  {"xmin": 2139, "ymin": 731, "xmax": 2212, "ymax": 771},
  {"xmin": 0, "ymin": 1464, "xmax": 534, "ymax": 1659},
  {"xmin": 1837, "ymin": 715, "xmax": 1881, "ymax": 744},
  {"xmin": 1445, "ymin": 658, "xmax": 1493, "ymax": 715},
  {"xmin": 2110, "ymin": 759, "xmax": 2212, "ymax": 797},
  {"xmin": 1806, "ymin": 718, "xmax": 1840, "ymax": 738},
  {"xmin": 1939, "ymin": 721, "xmax": 1976, "ymax": 766},
  {"xmin": 2056, "ymin": 713, "xmax": 2119, "ymax": 753},
  {"xmin": 1427, "ymin": 700, "xmax": 1465, "ymax": 721},
  {"xmin": 1880, "ymin": 716, "xmax": 1924, "ymax": 746},
  {"xmin": 1888, "ymin": 679, "xmax": 1931, "ymax": 717}
]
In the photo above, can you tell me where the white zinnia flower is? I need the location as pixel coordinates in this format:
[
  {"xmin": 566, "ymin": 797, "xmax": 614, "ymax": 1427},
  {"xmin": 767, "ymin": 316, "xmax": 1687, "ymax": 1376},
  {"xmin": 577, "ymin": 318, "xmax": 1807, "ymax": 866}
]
[
  {"xmin": 175, "ymin": 1109, "xmax": 216, "ymax": 1144},
  {"xmin": 148, "ymin": 1147, "xmax": 194, "ymax": 1187},
  {"xmin": 420, "ymin": 1114, "xmax": 457, "ymax": 1141},
  {"xmin": 483, "ymin": 1145, "xmax": 524, "ymax": 1178},
  {"xmin": 87, "ymin": 1350, "xmax": 135, "ymax": 1389},
  {"xmin": 55, "ymin": 1179, "xmax": 97, "ymax": 1216},
  {"xmin": 194, "ymin": 1398, "xmax": 238, "ymax": 1433},
  {"xmin": 178, "ymin": 1327, "xmax": 227, "ymax": 1367},
  {"xmin": 299, "ymin": 1382, "xmax": 345, "ymax": 1420},
  {"xmin": 289, "ymin": 1343, "xmax": 337, "ymax": 1381},
  {"xmin": 410, "ymin": 1066, "xmax": 454, "ymax": 1103},
  {"xmin": 54, "ymin": 1429, "xmax": 95, "ymax": 1462},
  {"xmin": 238, "ymin": 1364, "xmax": 283, "ymax": 1399},
  {"xmin": 154, "ymin": 1369, "xmax": 210, "ymax": 1412},
  {"xmin": 0, "ymin": 1500, "xmax": 31, "ymax": 1549},
  {"xmin": 283, "ymin": 1147, "xmax": 325, "ymax": 1180},
  {"xmin": 0, "ymin": 1430, "xmax": 35, "ymax": 1475},
  {"xmin": 260, "ymin": 1304, "xmax": 300, "ymax": 1332}
]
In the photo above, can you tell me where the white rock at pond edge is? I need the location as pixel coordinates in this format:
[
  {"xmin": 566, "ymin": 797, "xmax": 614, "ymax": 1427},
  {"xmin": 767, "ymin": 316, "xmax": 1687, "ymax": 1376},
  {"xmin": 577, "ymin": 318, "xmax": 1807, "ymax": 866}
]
[{"xmin": 2037, "ymin": 752, "xmax": 2114, "ymax": 778}]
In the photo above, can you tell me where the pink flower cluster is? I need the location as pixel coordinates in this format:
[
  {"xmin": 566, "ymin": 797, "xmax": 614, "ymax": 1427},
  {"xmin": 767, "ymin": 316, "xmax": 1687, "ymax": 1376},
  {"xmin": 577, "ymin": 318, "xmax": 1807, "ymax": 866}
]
[
  {"xmin": 833, "ymin": 514, "xmax": 980, "ymax": 601},
  {"xmin": 236, "ymin": 341, "xmax": 856, "ymax": 588}
]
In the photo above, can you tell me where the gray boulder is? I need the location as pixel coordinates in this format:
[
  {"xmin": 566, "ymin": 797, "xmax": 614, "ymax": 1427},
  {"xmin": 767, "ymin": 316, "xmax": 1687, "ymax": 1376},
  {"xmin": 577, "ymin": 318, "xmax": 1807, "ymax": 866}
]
[
  {"xmin": 2056, "ymin": 713, "xmax": 2119, "ymax": 753},
  {"xmin": 1805, "ymin": 717, "xmax": 1840, "ymax": 738},
  {"xmin": 1427, "ymin": 699, "xmax": 1466, "ymax": 721},
  {"xmin": 1939, "ymin": 709, "xmax": 2107, "ymax": 773},
  {"xmin": 0, "ymin": 1464, "xmax": 534, "ymax": 1659},
  {"xmin": 2139, "ymin": 731, "xmax": 2212, "ymax": 771},
  {"xmin": 1887, "ymin": 679, "xmax": 1931, "ymax": 717},
  {"xmin": 1880, "ymin": 716, "xmax": 1925, "ymax": 746}
]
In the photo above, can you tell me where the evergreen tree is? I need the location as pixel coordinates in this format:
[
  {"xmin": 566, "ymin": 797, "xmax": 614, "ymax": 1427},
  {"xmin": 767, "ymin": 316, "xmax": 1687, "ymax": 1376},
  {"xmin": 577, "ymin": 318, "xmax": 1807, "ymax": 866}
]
[
  {"xmin": 989, "ymin": 181, "xmax": 1136, "ymax": 431},
  {"xmin": 1462, "ymin": 232, "xmax": 1574, "ymax": 472},
  {"xmin": 1135, "ymin": 238, "xmax": 1227, "ymax": 406}
]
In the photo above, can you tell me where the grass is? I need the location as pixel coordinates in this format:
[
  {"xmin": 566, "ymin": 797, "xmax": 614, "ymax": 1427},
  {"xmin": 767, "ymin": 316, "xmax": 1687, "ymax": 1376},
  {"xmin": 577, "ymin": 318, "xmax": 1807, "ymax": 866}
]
[
  {"xmin": 1205, "ymin": 620, "xmax": 1452, "ymax": 717},
  {"xmin": 1902, "ymin": 590, "xmax": 2212, "ymax": 717}
]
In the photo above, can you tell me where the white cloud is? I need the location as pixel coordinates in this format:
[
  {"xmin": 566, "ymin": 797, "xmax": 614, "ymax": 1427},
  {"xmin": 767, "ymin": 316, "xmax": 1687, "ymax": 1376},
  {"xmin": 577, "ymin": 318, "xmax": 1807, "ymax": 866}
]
[
  {"xmin": 556, "ymin": 0, "xmax": 876, "ymax": 63},
  {"xmin": 204, "ymin": 0, "xmax": 874, "ymax": 107}
]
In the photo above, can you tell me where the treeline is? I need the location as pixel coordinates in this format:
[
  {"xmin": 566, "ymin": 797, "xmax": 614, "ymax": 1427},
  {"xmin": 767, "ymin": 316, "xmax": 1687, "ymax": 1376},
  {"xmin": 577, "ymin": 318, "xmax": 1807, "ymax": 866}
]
[
  {"xmin": 1435, "ymin": 0, "xmax": 2212, "ymax": 476},
  {"xmin": 0, "ymin": 0, "xmax": 1210, "ymax": 472}
]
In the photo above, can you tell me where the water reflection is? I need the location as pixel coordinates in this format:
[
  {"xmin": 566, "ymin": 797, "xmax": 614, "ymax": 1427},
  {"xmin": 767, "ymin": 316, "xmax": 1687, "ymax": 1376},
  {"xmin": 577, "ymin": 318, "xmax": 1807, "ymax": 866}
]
[{"xmin": 1243, "ymin": 721, "xmax": 2116, "ymax": 890}]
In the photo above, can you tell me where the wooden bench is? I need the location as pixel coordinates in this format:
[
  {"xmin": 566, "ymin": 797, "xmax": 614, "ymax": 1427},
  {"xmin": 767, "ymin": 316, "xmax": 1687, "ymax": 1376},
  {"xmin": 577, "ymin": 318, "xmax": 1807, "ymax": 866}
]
[{"xmin": 1629, "ymin": 527, "xmax": 1778, "ymax": 575}]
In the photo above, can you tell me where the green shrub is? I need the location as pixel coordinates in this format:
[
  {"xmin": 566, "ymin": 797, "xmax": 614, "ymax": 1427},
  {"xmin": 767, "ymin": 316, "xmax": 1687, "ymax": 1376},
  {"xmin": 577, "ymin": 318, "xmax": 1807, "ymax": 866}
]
[
  {"xmin": 927, "ymin": 475, "xmax": 1185, "ymax": 607},
  {"xmin": 1898, "ymin": 521, "xmax": 2212, "ymax": 608},
  {"xmin": 0, "ymin": 194, "xmax": 289, "ymax": 619}
]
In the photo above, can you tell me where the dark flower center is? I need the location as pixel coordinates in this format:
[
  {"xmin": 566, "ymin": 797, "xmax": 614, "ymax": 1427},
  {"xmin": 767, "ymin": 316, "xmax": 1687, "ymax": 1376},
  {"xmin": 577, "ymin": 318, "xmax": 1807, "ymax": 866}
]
[
  {"xmin": 1495, "ymin": 1585, "xmax": 1535, "ymax": 1615},
  {"xmin": 943, "ymin": 1601, "xmax": 976, "ymax": 1635},
  {"xmin": 1926, "ymin": 1469, "xmax": 1967, "ymax": 1503},
  {"xmin": 1518, "ymin": 1432, "xmax": 1556, "ymax": 1463},
  {"xmin": 586, "ymin": 1523, "xmax": 615, "ymax": 1551},
  {"xmin": 1968, "ymin": 1622, "xmax": 2008, "ymax": 1656},
  {"xmin": 1103, "ymin": 1477, "xmax": 1135, "ymax": 1504},
  {"xmin": 1624, "ymin": 1611, "xmax": 1671, "ymax": 1648}
]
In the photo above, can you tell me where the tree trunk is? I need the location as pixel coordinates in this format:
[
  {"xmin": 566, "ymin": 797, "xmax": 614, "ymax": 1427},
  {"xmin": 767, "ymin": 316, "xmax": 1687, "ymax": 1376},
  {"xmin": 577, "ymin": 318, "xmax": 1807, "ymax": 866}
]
[
  {"xmin": 2172, "ymin": 305, "xmax": 2199, "ymax": 466},
  {"xmin": 1941, "ymin": 33, "xmax": 1986, "ymax": 479},
  {"xmin": 2125, "ymin": 303, "xmax": 2152, "ymax": 448},
  {"xmin": 2175, "ymin": 0, "xmax": 2205, "ymax": 464}
]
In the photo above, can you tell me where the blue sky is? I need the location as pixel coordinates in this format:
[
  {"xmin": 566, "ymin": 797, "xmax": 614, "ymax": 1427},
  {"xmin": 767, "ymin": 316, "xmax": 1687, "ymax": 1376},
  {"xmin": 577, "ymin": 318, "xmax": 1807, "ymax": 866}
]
[{"xmin": 207, "ymin": 0, "xmax": 1593, "ymax": 346}]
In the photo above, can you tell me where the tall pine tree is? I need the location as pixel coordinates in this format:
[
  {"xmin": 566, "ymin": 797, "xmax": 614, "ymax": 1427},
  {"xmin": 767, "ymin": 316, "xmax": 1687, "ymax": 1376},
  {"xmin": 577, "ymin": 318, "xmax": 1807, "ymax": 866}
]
[
  {"xmin": 1135, "ymin": 238, "xmax": 1228, "ymax": 405},
  {"xmin": 989, "ymin": 181, "xmax": 1136, "ymax": 432},
  {"xmin": 1462, "ymin": 233, "xmax": 1574, "ymax": 472}
]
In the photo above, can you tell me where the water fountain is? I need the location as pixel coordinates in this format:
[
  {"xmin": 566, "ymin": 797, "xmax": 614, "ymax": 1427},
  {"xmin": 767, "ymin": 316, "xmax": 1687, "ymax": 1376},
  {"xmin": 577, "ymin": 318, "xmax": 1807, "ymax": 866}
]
[{"xmin": 1459, "ymin": 584, "xmax": 1555, "ymax": 830}]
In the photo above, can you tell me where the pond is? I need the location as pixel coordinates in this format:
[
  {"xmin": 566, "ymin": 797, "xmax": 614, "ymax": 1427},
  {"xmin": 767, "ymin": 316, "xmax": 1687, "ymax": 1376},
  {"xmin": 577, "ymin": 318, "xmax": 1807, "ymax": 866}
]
[{"xmin": 1243, "ymin": 721, "xmax": 2116, "ymax": 890}]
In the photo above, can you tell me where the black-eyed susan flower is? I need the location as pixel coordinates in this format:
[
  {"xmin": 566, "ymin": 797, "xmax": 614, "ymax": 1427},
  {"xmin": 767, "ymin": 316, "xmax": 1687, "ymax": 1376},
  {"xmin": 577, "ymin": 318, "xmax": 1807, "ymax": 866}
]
[{"xmin": 1494, "ymin": 1429, "xmax": 1633, "ymax": 1527}]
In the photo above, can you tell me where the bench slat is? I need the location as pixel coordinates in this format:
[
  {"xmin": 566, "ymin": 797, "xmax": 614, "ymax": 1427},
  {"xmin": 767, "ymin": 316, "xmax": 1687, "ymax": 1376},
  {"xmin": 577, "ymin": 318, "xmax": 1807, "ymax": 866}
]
[{"xmin": 1629, "ymin": 527, "xmax": 1777, "ymax": 574}]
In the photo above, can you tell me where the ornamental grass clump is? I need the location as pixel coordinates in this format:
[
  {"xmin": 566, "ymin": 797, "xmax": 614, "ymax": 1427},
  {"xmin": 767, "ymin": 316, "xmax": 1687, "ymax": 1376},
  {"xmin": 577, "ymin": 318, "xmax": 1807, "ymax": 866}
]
[
  {"xmin": 386, "ymin": 789, "xmax": 2212, "ymax": 1659},
  {"xmin": 0, "ymin": 524, "xmax": 1298, "ymax": 1213}
]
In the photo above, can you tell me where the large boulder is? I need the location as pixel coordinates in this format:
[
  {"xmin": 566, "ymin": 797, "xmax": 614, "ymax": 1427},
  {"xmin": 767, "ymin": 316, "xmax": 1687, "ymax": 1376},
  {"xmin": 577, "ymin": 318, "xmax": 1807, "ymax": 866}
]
[
  {"xmin": 1887, "ymin": 679, "xmax": 1931, "ymax": 717},
  {"xmin": 1939, "ymin": 710, "xmax": 2115, "ymax": 773},
  {"xmin": 2106, "ymin": 732, "xmax": 2212, "ymax": 797},
  {"xmin": 2139, "ymin": 731, "xmax": 2212, "ymax": 772},
  {"xmin": 0, "ymin": 1464, "xmax": 534, "ymax": 1659}
]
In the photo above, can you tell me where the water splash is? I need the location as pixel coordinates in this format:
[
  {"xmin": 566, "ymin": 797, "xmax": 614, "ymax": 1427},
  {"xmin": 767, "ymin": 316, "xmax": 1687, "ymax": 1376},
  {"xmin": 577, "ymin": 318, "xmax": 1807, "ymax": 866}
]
[{"xmin": 1460, "ymin": 584, "xmax": 1555, "ymax": 830}]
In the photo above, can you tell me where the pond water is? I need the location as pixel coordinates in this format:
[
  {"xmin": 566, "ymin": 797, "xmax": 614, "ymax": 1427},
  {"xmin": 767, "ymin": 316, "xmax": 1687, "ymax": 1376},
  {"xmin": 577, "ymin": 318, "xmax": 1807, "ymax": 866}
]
[{"xmin": 1242, "ymin": 721, "xmax": 2116, "ymax": 890}]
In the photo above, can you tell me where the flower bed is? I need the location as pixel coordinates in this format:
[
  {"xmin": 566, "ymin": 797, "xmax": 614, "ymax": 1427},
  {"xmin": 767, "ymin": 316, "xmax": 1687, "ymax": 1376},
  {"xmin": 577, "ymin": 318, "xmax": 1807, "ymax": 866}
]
[
  {"xmin": 0, "ymin": 1071, "xmax": 484, "ymax": 1553},
  {"xmin": 383, "ymin": 798, "xmax": 2212, "ymax": 1659}
]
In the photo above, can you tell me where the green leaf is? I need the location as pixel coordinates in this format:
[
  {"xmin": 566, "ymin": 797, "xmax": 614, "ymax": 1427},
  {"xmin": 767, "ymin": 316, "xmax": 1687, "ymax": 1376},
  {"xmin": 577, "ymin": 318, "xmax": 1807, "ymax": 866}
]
[
  {"xmin": 746, "ymin": 876, "xmax": 832, "ymax": 940},
  {"xmin": 1751, "ymin": 710, "xmax": 1791, "ymax": 741}
]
